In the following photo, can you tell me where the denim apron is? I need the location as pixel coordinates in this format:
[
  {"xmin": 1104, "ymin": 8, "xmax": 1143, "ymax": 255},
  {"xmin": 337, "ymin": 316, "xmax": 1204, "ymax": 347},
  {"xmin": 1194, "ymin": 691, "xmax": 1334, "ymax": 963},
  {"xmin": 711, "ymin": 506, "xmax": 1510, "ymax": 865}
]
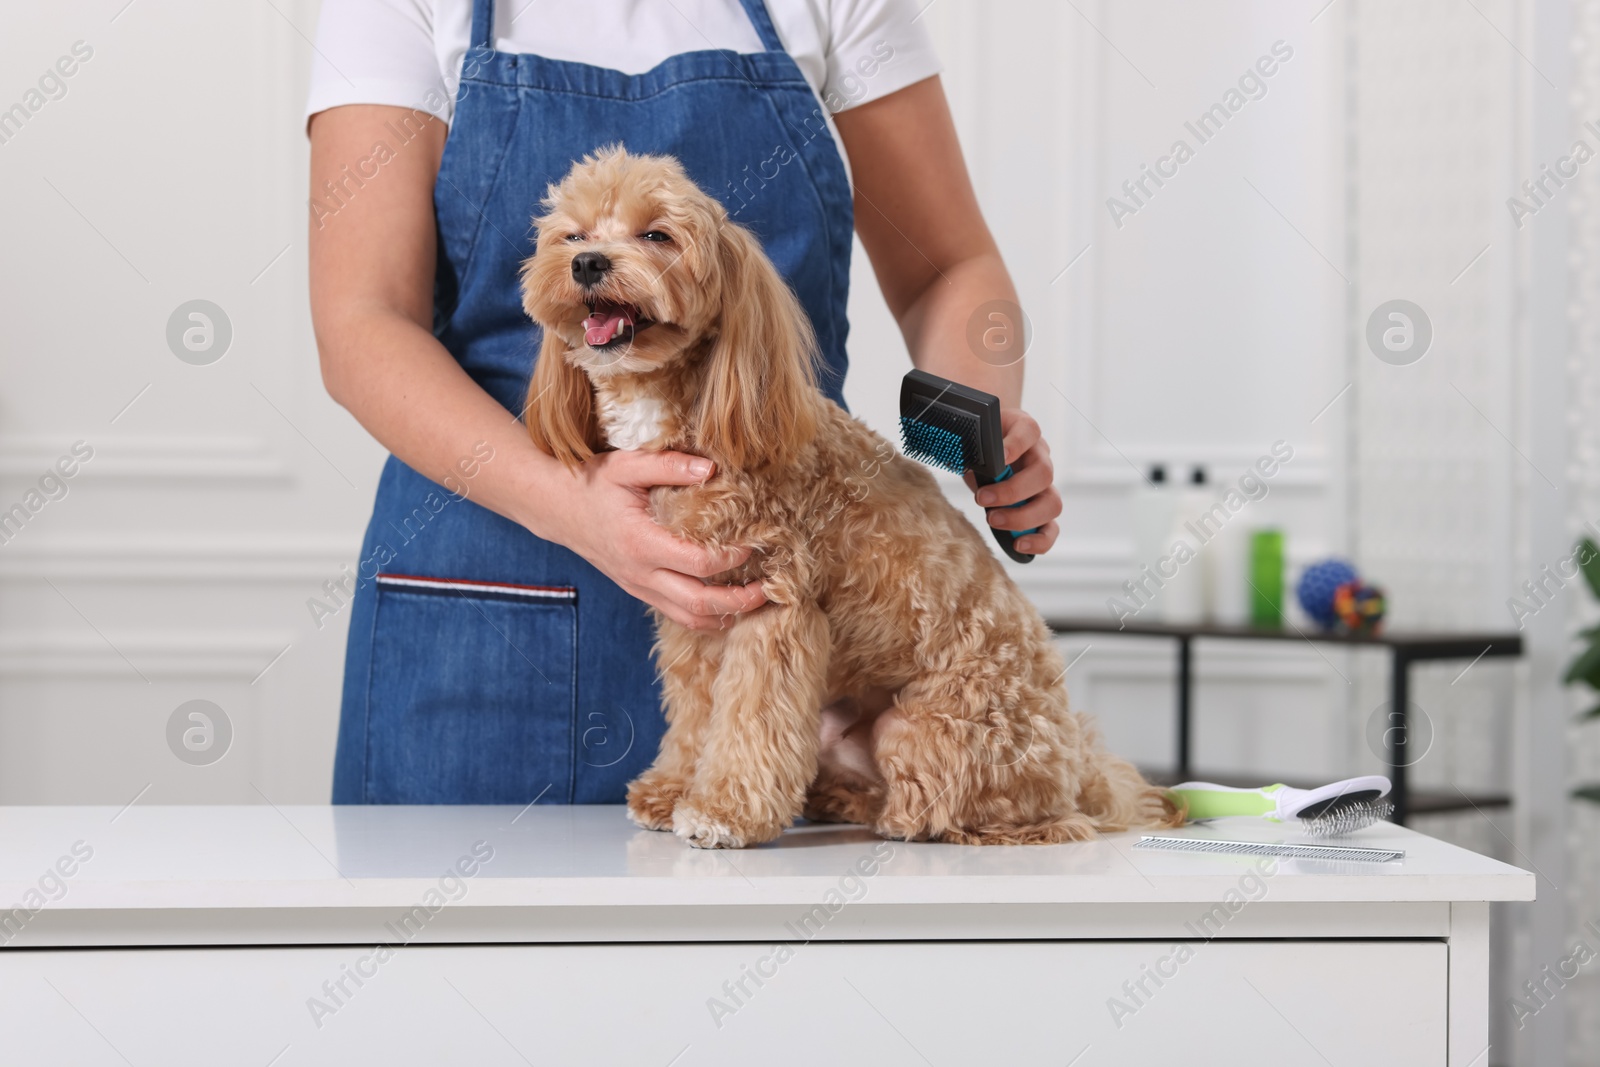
[{"xmin": 332, "ymin": 0, "xmax": 855, "ymax": 804}]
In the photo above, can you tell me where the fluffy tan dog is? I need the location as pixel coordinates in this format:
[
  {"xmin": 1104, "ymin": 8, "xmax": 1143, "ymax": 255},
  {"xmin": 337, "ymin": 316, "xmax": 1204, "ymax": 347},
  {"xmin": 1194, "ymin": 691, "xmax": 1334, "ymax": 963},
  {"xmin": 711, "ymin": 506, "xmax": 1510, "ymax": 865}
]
[{"xmin": 521, "ymin": 146, "xmax": 1182, "ymax": 848}]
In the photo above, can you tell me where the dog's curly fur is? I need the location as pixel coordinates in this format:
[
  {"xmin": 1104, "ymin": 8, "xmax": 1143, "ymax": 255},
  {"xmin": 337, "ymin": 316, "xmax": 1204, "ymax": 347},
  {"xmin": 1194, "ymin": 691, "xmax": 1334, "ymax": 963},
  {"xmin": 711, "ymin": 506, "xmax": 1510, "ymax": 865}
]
[{"xmin": 520, "ymin": 146, "xmax": 1183, "ymax": 848}]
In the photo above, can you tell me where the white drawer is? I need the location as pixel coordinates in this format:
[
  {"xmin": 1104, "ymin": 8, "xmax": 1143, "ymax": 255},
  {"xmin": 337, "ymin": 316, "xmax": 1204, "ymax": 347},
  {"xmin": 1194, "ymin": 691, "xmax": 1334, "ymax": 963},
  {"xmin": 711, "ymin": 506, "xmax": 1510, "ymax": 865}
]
[{"xmin": 1, "ymin": 938, "xmax": 1445, "ymax": 1066}]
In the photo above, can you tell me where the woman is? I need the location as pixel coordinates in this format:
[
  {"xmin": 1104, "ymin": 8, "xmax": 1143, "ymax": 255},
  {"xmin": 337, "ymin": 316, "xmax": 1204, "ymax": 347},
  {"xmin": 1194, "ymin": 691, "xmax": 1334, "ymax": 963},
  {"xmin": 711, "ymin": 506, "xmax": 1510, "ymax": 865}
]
[{"xmin": 307, "ymin": 0, "xmax": 1063, "ymax": 804}]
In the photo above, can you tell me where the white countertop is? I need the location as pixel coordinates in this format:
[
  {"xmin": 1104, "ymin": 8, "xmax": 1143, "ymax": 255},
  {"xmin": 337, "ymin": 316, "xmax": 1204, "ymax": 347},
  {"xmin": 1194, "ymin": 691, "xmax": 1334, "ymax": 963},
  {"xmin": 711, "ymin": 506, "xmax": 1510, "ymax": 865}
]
[
  {"xmin": 0, "ymin": 807, "xmax": 1527, "ymax": 1063},
  {"xmin": 0, "ymin": 804, "xmax": 1534, "ymax": 914}
]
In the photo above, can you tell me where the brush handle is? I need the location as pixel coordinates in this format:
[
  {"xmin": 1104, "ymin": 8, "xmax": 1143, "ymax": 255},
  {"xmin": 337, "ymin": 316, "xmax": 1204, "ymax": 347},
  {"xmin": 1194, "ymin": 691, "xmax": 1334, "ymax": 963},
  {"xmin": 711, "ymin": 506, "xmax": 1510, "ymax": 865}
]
[{"xmin": 979, "ymin": 465, "xmax": 1035, "ymax": 565}]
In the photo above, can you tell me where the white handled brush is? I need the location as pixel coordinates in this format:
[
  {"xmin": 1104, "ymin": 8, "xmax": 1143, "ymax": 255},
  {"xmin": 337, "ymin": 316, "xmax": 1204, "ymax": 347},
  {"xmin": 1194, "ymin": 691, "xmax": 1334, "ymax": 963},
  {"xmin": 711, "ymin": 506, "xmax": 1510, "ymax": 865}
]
[{"xmin": 1166, "ymin": 775, "xmax": 1395, "ymax": 838}]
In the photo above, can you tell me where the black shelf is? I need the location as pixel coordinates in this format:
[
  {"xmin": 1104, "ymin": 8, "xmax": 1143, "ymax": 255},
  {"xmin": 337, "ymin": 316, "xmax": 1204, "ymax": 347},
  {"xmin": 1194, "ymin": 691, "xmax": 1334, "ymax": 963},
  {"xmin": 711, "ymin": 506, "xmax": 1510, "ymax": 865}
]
[
  {"xmin": 1043, "ymin": 616, "xmax": 1523, "ymax": 657},
  {"xmin": 1047, "ymin": 616, "xmax": 1525, "ymax": 826}
]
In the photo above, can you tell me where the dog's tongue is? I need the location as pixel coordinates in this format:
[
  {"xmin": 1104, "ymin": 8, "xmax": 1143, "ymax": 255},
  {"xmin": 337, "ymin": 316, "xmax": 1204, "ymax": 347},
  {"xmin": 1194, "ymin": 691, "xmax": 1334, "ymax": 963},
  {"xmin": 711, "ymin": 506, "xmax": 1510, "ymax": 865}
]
[{"xmin": 583, "ymin": 302, "xmax": 634, "ymax": 346}]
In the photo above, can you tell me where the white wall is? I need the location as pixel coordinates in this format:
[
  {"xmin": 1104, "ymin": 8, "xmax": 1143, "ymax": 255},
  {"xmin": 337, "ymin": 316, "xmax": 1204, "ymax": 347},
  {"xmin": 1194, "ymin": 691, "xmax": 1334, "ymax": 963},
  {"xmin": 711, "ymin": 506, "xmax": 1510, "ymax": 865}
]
[
  {"xmin": 0, "ymin": 0, "xmax": 1523, "ymax": 813},
  {"xmin": 0, "ymin": 0, "xmax": 383, "ymax": 805}
]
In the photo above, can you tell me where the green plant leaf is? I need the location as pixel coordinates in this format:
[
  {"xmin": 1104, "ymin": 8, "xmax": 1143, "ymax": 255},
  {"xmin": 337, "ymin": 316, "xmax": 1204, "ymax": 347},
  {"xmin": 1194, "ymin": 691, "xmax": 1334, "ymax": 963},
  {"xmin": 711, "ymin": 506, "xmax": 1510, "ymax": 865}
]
[
  {"xmin": 1574, "ymin": 784, "xmax": 1600, "ymax": 804},
  {"xmin": 1580, "ymin": 702, "xmax": 1600, "ymax": 721},
  {"xmin": 1581, "ymin": 538, "xmax": 1600, "ymax": 601},
  {"xmin": 1577, "ymin": 667, "xmax": 1600, "ymax": 694},
  {"xmin": 1563, "ymin": 640, "xmax": 1600, "ymax": 687}
]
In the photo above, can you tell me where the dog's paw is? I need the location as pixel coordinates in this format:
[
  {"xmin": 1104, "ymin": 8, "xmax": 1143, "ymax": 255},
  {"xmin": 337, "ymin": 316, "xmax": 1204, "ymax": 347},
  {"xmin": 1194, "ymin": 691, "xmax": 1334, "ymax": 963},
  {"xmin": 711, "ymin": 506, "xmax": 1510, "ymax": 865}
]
[
  {"xmin": 670, "ymin": 801, "xmax": 791, "ymax": 849},
  {"xmin": 804, "ymin": 777, "xmax": 883, "ymax": 826},
  {"xmin": 626, "ymin": 777, "xmax": 687, "ymax": 832},
  {"xmin": 671, "ymin": 802, "xmax": 749, "ymax": 849}
]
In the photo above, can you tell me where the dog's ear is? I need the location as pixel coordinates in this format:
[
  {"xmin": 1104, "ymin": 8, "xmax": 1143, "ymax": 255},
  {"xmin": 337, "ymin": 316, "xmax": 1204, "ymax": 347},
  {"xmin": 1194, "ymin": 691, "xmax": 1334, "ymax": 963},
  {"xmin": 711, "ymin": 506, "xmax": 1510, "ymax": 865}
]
[
  {"xmin": 525, "ymin": 327, "xmax": 600, "ymax": 468},
  {"xmin": 694, "ymin": 221, "xmax": 819, "ymax": 470}
]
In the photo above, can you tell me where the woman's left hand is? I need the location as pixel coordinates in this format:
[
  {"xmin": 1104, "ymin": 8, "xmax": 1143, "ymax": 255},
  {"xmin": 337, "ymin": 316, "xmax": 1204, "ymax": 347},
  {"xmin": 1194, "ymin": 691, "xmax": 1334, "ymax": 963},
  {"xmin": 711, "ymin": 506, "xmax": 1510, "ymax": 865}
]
[{"xmin": 964, "ymin": 408, "xmax": 1061, "ymax": 556}]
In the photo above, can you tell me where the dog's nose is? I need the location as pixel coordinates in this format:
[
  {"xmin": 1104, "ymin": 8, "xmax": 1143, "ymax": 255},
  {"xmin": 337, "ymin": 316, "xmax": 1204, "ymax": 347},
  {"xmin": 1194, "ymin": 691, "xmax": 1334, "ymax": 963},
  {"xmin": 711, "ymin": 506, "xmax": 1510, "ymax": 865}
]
[{"xmin": 571, "ymin": 251, "xmax": 611, "ymax": 288}]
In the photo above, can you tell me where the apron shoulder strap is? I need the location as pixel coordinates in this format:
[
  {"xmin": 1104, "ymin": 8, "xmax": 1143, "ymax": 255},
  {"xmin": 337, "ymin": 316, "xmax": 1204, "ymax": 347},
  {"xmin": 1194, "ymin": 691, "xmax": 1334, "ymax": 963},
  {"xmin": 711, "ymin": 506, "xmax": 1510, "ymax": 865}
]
[
  {"xmin": 471, "ymin": 0, "xmax": 496, "ymax": 51},
  {"xmin": 735, "ymin": 0, "xmax": 787, "ymax": 53}
]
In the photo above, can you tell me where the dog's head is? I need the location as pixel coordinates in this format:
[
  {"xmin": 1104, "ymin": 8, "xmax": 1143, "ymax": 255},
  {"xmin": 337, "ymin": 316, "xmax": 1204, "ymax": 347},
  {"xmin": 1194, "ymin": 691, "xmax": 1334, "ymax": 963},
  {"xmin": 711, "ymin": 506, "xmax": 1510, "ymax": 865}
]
[{"xmin": 520, "ymin": 145, "xmax": 819, "ymax": 470}]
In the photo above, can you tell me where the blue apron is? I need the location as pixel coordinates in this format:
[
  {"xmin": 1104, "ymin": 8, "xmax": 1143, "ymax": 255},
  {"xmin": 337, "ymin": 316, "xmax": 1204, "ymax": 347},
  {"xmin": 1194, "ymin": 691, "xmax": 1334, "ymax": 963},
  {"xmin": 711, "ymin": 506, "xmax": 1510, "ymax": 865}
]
[{"xmin": 332, "ymin": 0, "xmax": 855, "ymax": 804}]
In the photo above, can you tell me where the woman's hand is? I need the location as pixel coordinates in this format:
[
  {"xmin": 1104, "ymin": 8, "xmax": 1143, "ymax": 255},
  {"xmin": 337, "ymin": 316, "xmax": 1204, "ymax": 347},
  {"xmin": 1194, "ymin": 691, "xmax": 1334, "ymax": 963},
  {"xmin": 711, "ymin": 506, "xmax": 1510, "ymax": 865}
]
[
  {"xmin": 965, "ymin": 408, "xmax": 1061, "ymax": 556},
  {"xmin": 537, "ymin": 449, "xmax": 769, "ymax": 631}
]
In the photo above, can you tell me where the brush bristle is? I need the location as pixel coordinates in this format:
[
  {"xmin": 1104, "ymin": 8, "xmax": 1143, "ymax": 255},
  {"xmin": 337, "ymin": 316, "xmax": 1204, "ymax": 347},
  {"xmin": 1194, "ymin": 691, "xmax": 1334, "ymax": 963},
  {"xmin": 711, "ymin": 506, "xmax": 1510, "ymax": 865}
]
[
  {"xmin": 1300, "ymin": 799, "xmax": 1393, "ymax": 838},
  {"xmin": 900, "ymin": 402, "xmax": 981, "ymax": 474},
  {"xmin": 899, "ymin": 416, "xmax": 968, "ymax": 473}
]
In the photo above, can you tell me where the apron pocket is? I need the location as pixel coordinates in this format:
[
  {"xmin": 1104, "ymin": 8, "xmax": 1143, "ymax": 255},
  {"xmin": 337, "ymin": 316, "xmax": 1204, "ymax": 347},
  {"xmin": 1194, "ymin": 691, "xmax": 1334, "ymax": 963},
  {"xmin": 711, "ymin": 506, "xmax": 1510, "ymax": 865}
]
[{"xmin": 363, "ymin": 574, "xmax": 577, "ymax": 804}]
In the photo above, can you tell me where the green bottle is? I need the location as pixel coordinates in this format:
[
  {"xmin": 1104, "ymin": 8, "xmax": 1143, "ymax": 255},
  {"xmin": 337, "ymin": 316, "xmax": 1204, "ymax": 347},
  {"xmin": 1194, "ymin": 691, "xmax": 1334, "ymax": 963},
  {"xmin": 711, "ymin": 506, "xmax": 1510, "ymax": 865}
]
[{"xmin": 1249, "ymin": 529, "xmax": 1285, "ymax": 627}]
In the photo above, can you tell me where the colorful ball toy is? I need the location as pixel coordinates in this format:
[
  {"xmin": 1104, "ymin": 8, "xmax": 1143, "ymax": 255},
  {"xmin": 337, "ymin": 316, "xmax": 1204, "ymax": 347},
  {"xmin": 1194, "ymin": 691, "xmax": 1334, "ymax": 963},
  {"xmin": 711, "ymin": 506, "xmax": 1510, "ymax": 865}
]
[
  {"xmin": 1296, "ymin": 559, "xmax": 1358, "ymax": 628},
  {"xmin": 1332, "ymin": 580, "xmax": 1387, "ymax": 635}
]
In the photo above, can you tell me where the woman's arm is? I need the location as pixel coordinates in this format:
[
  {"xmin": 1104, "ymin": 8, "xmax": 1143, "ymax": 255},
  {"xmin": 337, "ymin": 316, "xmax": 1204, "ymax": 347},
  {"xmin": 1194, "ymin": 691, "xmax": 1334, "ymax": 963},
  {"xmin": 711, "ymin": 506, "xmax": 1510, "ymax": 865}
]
[
  {"xmin": 308, "ymin": 105, "xmax": 765, "ymax": 629},
  {"xmin": 834, "ymin": 76, "xmax": 1062, "ymax": 556}
]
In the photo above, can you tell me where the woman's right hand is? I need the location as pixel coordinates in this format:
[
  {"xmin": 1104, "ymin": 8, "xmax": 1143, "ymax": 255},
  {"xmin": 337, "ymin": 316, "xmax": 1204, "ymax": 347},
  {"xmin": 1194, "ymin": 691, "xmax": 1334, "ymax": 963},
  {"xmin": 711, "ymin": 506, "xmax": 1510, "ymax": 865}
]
[{"xmin": 537, "ymin": 449, "xmax": 768, "ymax": 631}]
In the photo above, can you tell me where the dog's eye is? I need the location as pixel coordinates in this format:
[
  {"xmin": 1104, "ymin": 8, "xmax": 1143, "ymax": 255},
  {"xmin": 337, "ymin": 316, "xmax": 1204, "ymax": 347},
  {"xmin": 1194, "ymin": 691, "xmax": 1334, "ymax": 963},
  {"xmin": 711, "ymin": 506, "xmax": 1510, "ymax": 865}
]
[
  {"xmin": 639, "ymin": 231, "xmax": 672, "ymax": 243},
  {"xmin": 564, "ymin": 233, "xmax": 586, "ymax": 242}
]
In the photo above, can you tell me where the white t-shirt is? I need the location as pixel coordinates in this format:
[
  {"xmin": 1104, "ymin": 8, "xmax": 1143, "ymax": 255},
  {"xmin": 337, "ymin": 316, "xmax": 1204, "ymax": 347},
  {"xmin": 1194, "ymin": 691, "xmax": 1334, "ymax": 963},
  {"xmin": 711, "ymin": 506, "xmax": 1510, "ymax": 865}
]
[{"xmin": 305, "ymin": 0, "xmax": 941, "ymax": 126}]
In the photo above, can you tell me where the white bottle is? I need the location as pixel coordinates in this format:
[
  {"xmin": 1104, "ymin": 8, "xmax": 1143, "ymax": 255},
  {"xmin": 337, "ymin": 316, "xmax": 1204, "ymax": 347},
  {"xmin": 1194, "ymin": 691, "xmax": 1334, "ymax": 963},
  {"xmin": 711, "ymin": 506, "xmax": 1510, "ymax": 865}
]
[
  {"xmin": 1208, "ymin": 522, "xmax": 1250, "ymax": 626},
  {"xmin": 1131, "ymin": 464, "xmax": 1173, "ymax": 577},
  {"xmin": 1159, "ymin": 466, "xmax": 1207, "ymax": 624}
]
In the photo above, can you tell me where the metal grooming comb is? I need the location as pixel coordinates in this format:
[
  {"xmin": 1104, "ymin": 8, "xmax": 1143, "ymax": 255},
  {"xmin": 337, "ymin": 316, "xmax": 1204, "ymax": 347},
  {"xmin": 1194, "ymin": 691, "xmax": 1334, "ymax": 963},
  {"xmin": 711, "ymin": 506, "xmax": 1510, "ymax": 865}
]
[{"xmin": 1134, "ymin": 834, "xmax": 1405, "ymax": 863}]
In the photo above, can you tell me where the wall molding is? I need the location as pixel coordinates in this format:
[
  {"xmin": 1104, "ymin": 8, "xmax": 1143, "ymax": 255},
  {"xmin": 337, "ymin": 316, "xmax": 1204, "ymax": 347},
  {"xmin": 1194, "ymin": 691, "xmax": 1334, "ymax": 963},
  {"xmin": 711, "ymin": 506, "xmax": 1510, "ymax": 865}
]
[
  {"xmin": 0, "ymin": 435, "xmax": 290, "ymax": 484},
  {"xmin": 1053, "ymin": 638, "xmax": 1345, "ymax": 684},
  {"xmin": 0, "ymin": 538, "xmax": 356, "ymax": 581},
  {"xmin": 0, "ymin": 629, "xmax": 296, "ymax": 679},
  {"xmin": 1062, "ymin": 448, "xmax": 1333, "ymax": 488}
]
